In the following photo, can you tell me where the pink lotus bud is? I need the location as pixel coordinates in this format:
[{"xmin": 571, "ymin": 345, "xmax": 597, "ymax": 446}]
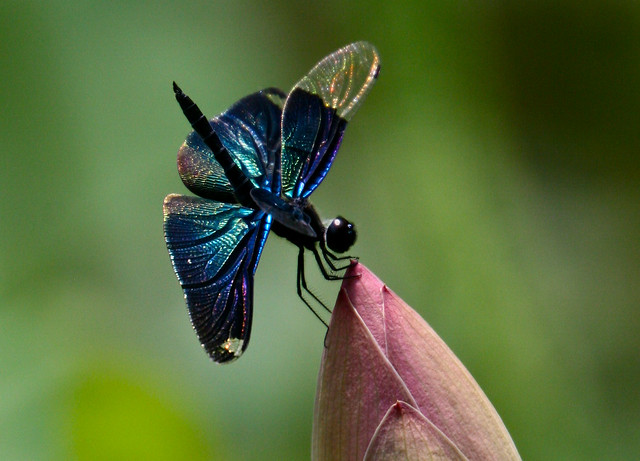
[{"xmin": 312, "ymin": 262, "xmax": 520, "ymax": 460}]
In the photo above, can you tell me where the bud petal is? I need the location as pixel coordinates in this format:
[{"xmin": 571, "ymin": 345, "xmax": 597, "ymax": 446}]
[
  {"xmin": 363, "ymin": 401, "xmax": 467, "ymax": 461},
  {"xmin": 312, "ymin": 263, "xmax": 520, "ymax": 461}
]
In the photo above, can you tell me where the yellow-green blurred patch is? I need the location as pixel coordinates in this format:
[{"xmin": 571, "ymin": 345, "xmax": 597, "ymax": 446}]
[{"xmin": 69, "ymin": 370, "xmax": 214, "ymax": 461}]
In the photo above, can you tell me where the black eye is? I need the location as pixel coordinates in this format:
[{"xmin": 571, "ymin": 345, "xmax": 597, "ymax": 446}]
[{"xmin": 325, "ymin": 216, "xmax": 356, "ymax": 253}]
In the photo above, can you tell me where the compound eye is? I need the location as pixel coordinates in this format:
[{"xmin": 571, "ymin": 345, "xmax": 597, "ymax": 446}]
[{"xmin": 325, "ymin": 216, "xmax": 356, "ymax": 253}]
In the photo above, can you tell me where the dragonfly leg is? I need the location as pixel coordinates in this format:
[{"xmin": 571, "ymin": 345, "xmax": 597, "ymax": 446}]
[
  {"xmin": 318, "ymin": 241, "xmax": 358, "ymax": 272},
  {"xmin": 311, "ymin": 245, "xmax": 349, "ymax": 281},
  {"xmin": 297, "ymin": 247, "xmax": 331, "ymax": 323}
]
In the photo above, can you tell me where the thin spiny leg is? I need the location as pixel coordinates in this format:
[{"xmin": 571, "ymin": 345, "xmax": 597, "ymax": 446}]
[
  {"xmin": 311, "ymin": 246, "xmax": 347, "ymax": 281},
  {"xmin": 297, "ymin": 247, "xmax": 331, "ymax": 324},
  {"xmin": 298, "ymin": 246, "xmax": 331, "ymax": 313},
  {"xmin": 322, "ymin": 251, "xmax": 354, "ymax": 272},
  {"xmin": 324, "ymin": 249, "xmax": 358, "ymax": 264},
  {"xmin": 318, "ymin": 241, "xmax": 357, "ymax": 272}
]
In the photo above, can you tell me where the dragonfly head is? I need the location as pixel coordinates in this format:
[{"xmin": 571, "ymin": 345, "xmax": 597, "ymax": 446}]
[{"xmin": 325, "ymin": 216, "xmax": 356, "ymax": 253}]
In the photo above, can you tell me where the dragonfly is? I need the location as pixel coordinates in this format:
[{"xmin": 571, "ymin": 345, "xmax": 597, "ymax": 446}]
[{"xmin": 164, "ymin": 42, "xmax": 380, "ymax": 363}]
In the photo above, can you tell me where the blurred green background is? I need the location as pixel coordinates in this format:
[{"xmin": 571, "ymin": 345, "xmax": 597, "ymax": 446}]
[{"xmin": 2, "ymin": 1, "xmax": 639, "ymax": 459}]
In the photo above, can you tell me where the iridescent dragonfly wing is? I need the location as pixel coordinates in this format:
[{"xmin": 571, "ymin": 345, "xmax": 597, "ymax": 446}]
[
  {"xmin": 280, "ymin": 42, "xmax": 380, "ymax": 199},
  {"xmin": 163, "ymin": 194, "xmax": 271, "ymax": 363},
  {"xmin": 177, "ymin": 88, "xmax": 286, "ymax": 202},
  {"xmin": 165, "ymin": 88, "xmax": 285, "ymax": 363}
]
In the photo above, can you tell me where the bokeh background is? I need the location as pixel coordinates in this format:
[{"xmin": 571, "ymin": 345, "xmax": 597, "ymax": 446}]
[{"xmin": 2, "ymin": 1, "xmax": 639, "ymax": 459}]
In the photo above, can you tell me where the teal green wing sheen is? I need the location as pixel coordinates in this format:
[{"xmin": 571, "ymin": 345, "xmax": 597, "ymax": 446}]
[
  {"xmin": 177, "ymin": 88, "xmax": 286, "ymax": 202},
  {"xmin": 163, "ymin": 194, "xmax": 271, "ymax": 363}
]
